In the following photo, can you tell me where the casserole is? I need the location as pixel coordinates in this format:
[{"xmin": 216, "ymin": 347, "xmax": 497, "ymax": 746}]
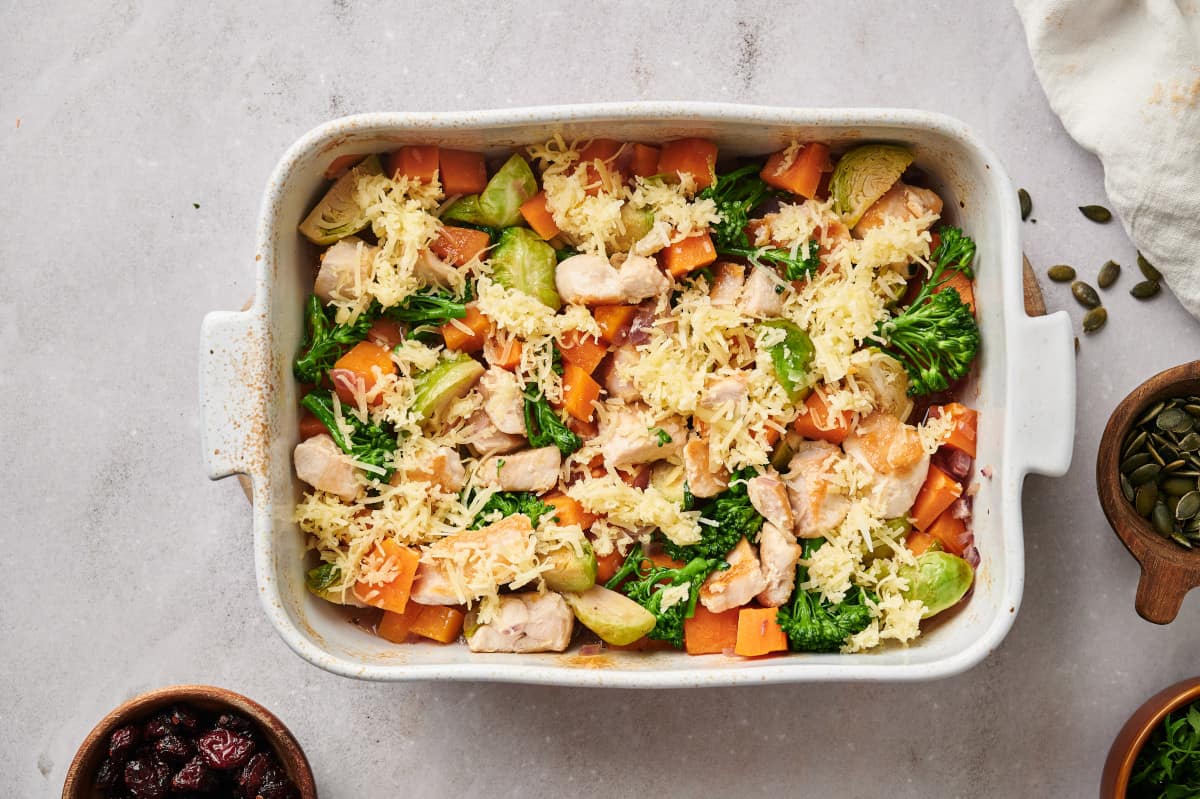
[{"xmin": 200, "ymin": 103, "xmax": 1075, "ymax": 686}]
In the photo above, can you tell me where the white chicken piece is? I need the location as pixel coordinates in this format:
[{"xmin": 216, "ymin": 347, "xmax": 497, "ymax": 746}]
[
  {"xmin": 597, "ymin": 405, "xmax": 687, "ymax": 468},
  {"xmin": 738, "ymin": 265, "xmax": 785, "ymax": 317},
  {"xmin": 682, "ymin": 435, "xmax": 728, "ymax": 498},
  {"xmin": 481, "ymin": 446, "xmax": 562, "ymax": 493},
  {"xmin": 389, "ymin": 445, "xmax": 465, "ymax": 493},
  {"xmin": 784, "ymin": 441, "xmax": 852, "ymax": 538},
  {"xmin": 842, "ymin": 411, "xmax": 931, "ymax": 518},
  {"xmin": 293, "ymin": 434, "xmax": 360, "ymax": 501},
  {"xmin": 464, "ymin": 409, "xmax": 526, "ymax": 457},
  {"xmin": 699, "ymin": 538, "xmax": 768, "ymax": 614},
  {"xmin": 466, "ymin": 592, "xmax": 574, "ymax": 653},
  {"xmin": 413, "ymin": 248, "xmax": 462, "ymax": 290},
  {"xmin": 410, "ymin": 515, "xmax": 532, "ymax": 605},
  {"xmin": 602, "ymin": 343, "xmax": 642, "ymax": 402},
  {"xmin": 313, "ymin": 237, "xmax": 375, "ymax": 302},
  {"xmin": 699, "ymin": 374, "xmax": 749, "ymax": 411},
  {"xmin": 479, "ymin": 367, "xmax": 527, "ymax": 435},
  {"xmin": 755, "ymin": 522, "xmax": 803, "ymax": 608},
  {"xmin": 555, "ymin": 253, "xmax": 669, "ymax": 306},
  {"xmin": 747, "ymin": 475, "xmax": 795, "ymax": 532},
  {"xmin": 852, "ymin": 181, "xmax": 944, "ymax": 237},
  {"xmin": 709, "ymin": 262, "xmax": 746, "ymax": 307}
]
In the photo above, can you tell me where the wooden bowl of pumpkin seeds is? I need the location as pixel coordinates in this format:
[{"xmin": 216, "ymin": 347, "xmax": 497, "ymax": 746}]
[{"xmin": 1098, "ymin": 361, "xmax": 1200, "ymax": 624}]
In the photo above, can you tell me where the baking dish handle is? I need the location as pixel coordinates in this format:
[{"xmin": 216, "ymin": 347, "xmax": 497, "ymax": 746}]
[
  {"xmin": 199, "ymin": 309, "xmax": 269, "ymax": 481},
  {"xmin": 1007, "ymin": 310, "xmax": 1076, "ymax": 477}
]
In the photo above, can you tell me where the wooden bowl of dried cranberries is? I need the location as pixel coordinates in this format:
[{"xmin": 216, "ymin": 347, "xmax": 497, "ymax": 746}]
[{"xmin": 62, "ymin": 685, "xmax": 316, "ymax": 799}]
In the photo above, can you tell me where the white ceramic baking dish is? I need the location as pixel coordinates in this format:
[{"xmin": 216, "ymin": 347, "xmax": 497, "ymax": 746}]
[{"xmin": 200, "ymin": 103, "xmax": 1075, "ymax": 687}]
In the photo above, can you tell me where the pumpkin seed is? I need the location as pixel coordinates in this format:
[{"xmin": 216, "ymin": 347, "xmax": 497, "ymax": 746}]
[
  {"xmin": 1130, "ymin": 462, "xmax": 1162, "ymax": 485},
  {"xmin": 1184, "ymin": 404, "xmax": 1200, "ymax": 417},
  {"xmin": 1082, "ymin": 307, "xmax": 1107, "ymax": 333},
  {"xmin": 1158, "ymin": 408, "xmax": 1191, "ymax": 433},
  {"xmin": 1097, "ymin": 260, "xmax": 1121, "ymax": 289},
  {"xmin": 1079, "ymin": 204, "xmax": 1112, "ymax": 223},
  {"xmin": 1121, "ymin": 452, "xmax": 1153, "ymax": 473},
  {"xmin": 1180, "ymin": 432, "xmax": 1200, "ymax": 452},
  {"xmin": 1147, "ymin": 441, "xmax": 1167, "ymax": 466},
  {"xmin": 1131, "ymin": 280, "xmax": 1161, "ymax": 299},
  {"xmin": 1072, "ymin": 281, "xmax": 1102, "ymax": 308},
  {"xmin": 1163, "ymin": 477, "xmax": 1196, "ymax": 496},
  {"xmin": 1047, "ymin": 264, "xmax": 1076, "ymax": 282},
  {"xmin": 1124, "ymin": 430, "xmax": 1149, "ymax": 458},
  {"xmin": 1171, "ymin": 533, "xmax": 1194, "ymax": 549},
  {"xmin": 1137, "ymin": 401, "xmax": 1166, "ymax": 426},
  {"xmin": 1137, "ymin": 252, "xmax": 1163, "ymax": 281},
  {"xmin": 1176, "ymin": 491, "xmax": 1200, "ymax": 520},
  {"xmin": 1168, "ymin": 494, "xmax": 1182, "ymax": 516},
  {"xmin": 1153, "ymin": 502, "xmax": 1176, "ymax": 535},
  {"xmin": 1018, "ymin": 188, "xmax": 1032, "ymax": 221},
  {"xmin": 1135, "ymin": 483, "xmax": 1159, "ymax": 516},
  {"xmin": 1121, "ymin": 473, "xmax": 1136, "ymax": 502}
]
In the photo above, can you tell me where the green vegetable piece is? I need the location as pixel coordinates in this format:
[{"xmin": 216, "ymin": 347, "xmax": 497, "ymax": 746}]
[
  {"xmin": 293, "ymin": 295, "xmax": 373, "ymax": 384},
  {"xmin": 298, "ymin": 154, "xmax": 382, "ymax": 245},
  {"xmin": 543, "ymin": 541, "xmax": 599, "ymax": 593},
  {"xmin": 605, "ymin": 544, "xmax": 724, "ymax": 648},
  {"xmin": 900, "ymin": 551, "xmax": 974, "ymax": 618},
  {"xmin": 612, "ymin": 204, "xmax": 656, "ymax": 251},
  {"xmin": 523, "ymin": 383, "xmax": 582, "ymax": 456},
  {"xmin": 491, "ymin": 227, "xmax": 561, "ymax": 310},
  {"xmin": 760, "ymin": 319, "xmax": 815, "ymax": 401},
  {"xmin": 441, "ymin": 194, "xmax": 490, "ymax": 225},
  {"xmin": 386, "ymin": 288, "xmax": 467, "ymax": 325},
  {"xmin": 830, "ymin": 144, "xmax": 914, "ymax": 227},
  {"xmin": 776, "ymin": 539, "xmax": 875, "ymax": 652},
  {"xmin": 662, "ymin": 467, "xmax": 764, "ymax": 562},
  {"xmin": 479, "ymin": 154, "xmax": 538, "ymax": 228},
  {"xmin": 306, "ymin": 563, "xmax": 340, "ymax": 592},
  {"xmin": 468, "ymin": 490, "xmax": 554, "ymax": 529},
  {"xmin": 411, "ymin": 353, "xmax": 485, "ymax": 419},
  {"xmin": 300, "ymin": 389, "xmax": 398, "ymax": 479},
  {"xmin": 562, "ymin": 585, "xmax": 657, "ymax": 646}
]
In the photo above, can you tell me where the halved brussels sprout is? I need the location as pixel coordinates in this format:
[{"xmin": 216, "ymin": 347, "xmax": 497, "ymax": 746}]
[
  {"xmin": 829, "ymin": 144, "xmax": 913, "ymax": 228},
  {"xmin": 479, "ymin": 154, "xmax": 538, "ymax": 228},
  {"xmin": 900, "ymin": 551, "xmax": 974, "ymax": 618},
  {"xmin": 441, "ymin": 194, "xmax": 489, "ymax": 226},
  {"xmin": 298, "ymin": 154, "xmax": 382, "ymax": 245},
  {"xmin": 491, "ymin": 227, "xmax": 561, "ymax": 310},
  {"xmin": 562, "ymin": 585, "xmax": 656, "ymax": 646},
  {"xmin": 612, "ymin": 204, "xmax": 656, "ymax": 251},
  {"xmin": 542, "ymin": 541, "xmax": 598, "ymax": 592},
  {"xmin": 760, "ymin": 319, "xmax": 815, "ymax": 401},
  {"xmin": 305, "ymin": 563, "xmax": 367, "ymax": 607},
  {"xmin": 411, "ymin": 353, "xmax": 485, "ymax": 418}
]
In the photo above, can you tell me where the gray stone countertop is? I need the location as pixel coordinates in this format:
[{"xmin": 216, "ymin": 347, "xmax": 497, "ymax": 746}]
[{"xmin": 3, "ymin": 1, "xmax": 1199, "ymax": 796}]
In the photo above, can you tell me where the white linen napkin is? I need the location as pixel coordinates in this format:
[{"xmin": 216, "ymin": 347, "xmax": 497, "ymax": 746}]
[{"xmin": 1015, "ymin": 0, "xmax": 1200, "ymax": 318}]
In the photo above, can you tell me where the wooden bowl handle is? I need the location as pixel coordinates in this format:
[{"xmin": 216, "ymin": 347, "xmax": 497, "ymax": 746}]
[{"xmin": 1135, "ymin": 553, "xmax": 1192, "ymax": 624}]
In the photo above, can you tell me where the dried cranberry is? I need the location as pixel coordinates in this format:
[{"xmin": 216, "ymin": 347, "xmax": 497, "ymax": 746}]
[
  {"xmin": 236, "ymin": 752, "xmax": 273, "ymax": 795},
  {"xmin": 170, "ymin": 756, "xmax": 219, "ymax": 792},
  {"xmin": 216, "ymin": 712, "xmax": 254, "ymax": 733},
  {"xmin": 109, "ymin": 724, "xmax": 142, "ymax": 761},
  {"xmin": 166, "ymin": 704, "xmax": 200, "ymax": 730},
  {"xmin": 255, "ymin": 769, "xmax": 299, "ymax": 799},
  {"xmin": 123, "ymin": 756, "xmax": 171, "ymax": 799},
  {"xmin": 196, "ymin": 728, "xmax": 256, "ymax": 770},
  {"xmin": 153, "ymin": 733, "xmax": 193, "ymax": 763},
  {"xmin": 94, "ymin": 757, "xmax": 121, "ymax": 789},
  {"xmin": 144, "ymin": 711, "xmax": 175, "ymax": 739}
]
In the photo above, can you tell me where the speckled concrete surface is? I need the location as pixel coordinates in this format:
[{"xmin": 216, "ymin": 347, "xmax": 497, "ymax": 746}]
[{"xmin": 3, "ymin": 1, "xmax": 1199, "ymax": 796}]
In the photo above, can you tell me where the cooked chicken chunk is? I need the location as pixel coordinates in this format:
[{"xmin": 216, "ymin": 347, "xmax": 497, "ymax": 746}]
[
  {"xmin": 756, "ymin": 522, "xmax": 802, "ymax": 608},
  {"xmin": 313, "ymin": 237, "xmax": 374, "ymax": 302},
  {"xmin": 466, "ymin": 592, "xmax": 574, "ymax": 653},
  {"xmin": 481, "ymin": 446, "xmax": 562, "ymax": 492},
  {"xmin": 699, "ymin": 374, "xmax": 749, "ymax": 410},
  {"xmin": 293, "ymin": 434, "xmax": 360, "ymax": 501},
  {"xmin": 464, "ymin": 409, "xmax": 526, "ymax": 456},
  {"xmin": 602, "ymin": 343, "xmax": 641, "ymax": 403},
  {"xmin": 738, "ymin": 265, "xmax": 784, "ymax": 317},
  {"xmin": 413, "ymin": 248, "xmax": 462, "ymax": 290},
  {"xmin": 597, "ymin": 405, "xmax": 686, "ymax": 468},
  {"xmin": 479, "ymin": 367, "xmax": 527, "ymax": 435},
  {"xmin": 747, "ymin": 475, "xmax": 794, "ymax": 532},
  {"xmin": 555, "ymin": 253, "xmax": 669, "ymax": 306},
  {"xmin": 853, "ymin": 181, "xmax": 944, "ymax": 237},
  {"xmin": 389, "ymin": 445, "xmax": 465, "ymax": 493},
  {"xmin": 410, "ymin": 515, "xmax": 532, "ymax": 605},
  {"xmin": 709, "ymin": 262, "xmax": 746, "ymax": 307},
  {"xmin": 700, "ymin": 537, "xmax": 767, "ymax": 613},
  {"xmin": 784, "ymin": 441, "xmax": 851, "ymax": 538},
  {"xmin": 842, "ymin": 411, "xmax": 931, "ymax": 518},
  {"xmin": 682, "ymin": 436, "xmax": 728, "ymax": 498}
]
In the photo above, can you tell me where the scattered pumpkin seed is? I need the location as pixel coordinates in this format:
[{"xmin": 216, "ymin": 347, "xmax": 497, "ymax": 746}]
[
  {"xmin": 1137, "ymin": 252, "xmax": 1163, "ymax": 281},
  {"xmin": 1153, "ymin": 502, "xmax": 1175, "ymax": 535},
  {"xmin": 1184, "ymin": 404, "xmax": 1200, "ymax": 417},
  {"xmin": 1158, "ymin": 408, "xmax": 1192, "ymax": 433},
  {"xmin": 1079, "ymin": 204, "xmax": 1112, "ymax": 223},
  {"xmin": 1098, "ymin": 260, "xmax": 1120, "ymax": 289},
  {"xmin": 1130, "ymin": 462, "xmax": 1163, "ymax": 485},
  {"xmin": 1176, "ymin": 491, "xmax": 1200, "ymax": 520},
  {"xmin": 1047, "ymin": 264, "xmax": 1076, "ymax": 282},
  {"xmin": 1123, "ymin": 429, "xmax": 1149, "ymax": 458},
  {"xmin": 1082, "ymin": 306, "xmax": 1107, "ymax": 333},
  {"xmin": 1130, "ymin": 280, "xmax": 1161, "ymax": 300},
  {"xmin": 1165, "ymin": 459, "xmax": 1189, "ymax": 473},
  {"xmin": 1181, "ymin": 432, "xmax": 1200, "ymax": 452},
  {"xmin": 1163, "ymin": 477, "xmax": 1196, "ymax": 496},
  {"xmin": 1137, "ymin": 401, "xmax": 1166, "ymax": 426},
  {"xmin": 1071, "ymin": 281, "xmax": 1102, "ymax": 308},
  {"xmin": 1136, "ymin": 483, "xmax": 1159, "ymax": 516},
  {"xmin": 1121, "ymin": 473, "xmax": 1136, "ymax": 502},
  {"xmin": 1121, "ymin": 452, "xmax": 1153, "ymax": 473},
  {"xmin": 1171, "ymin": 533, "xmax": 1194, "ymax": 549},
  {"xmin": 1018, "ymin": 188, "xmax": 1032, "ymax": 221}
]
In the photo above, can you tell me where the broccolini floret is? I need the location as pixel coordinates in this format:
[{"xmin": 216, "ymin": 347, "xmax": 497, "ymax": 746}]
[
  {"xmin": 293, "ymin": 295, "xmax": 372, "ymax": 384},
  {"xmin": 775, "ymin": 539, "xmax": 875, "ymax": 652},
  {"xmin": 604, "ymin": 544, "xmax": 725, "ymax": 648},
  {"xmin": 664, "ymin": 468, "xmax": 764, "ymax": 562},
  {"xmin": 300, "ymin": 389, "xmax": 397, "ymax": 479},
  {"xmin": 522, "ymin": 384, "xmax": 582, "ymax": 456}
]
